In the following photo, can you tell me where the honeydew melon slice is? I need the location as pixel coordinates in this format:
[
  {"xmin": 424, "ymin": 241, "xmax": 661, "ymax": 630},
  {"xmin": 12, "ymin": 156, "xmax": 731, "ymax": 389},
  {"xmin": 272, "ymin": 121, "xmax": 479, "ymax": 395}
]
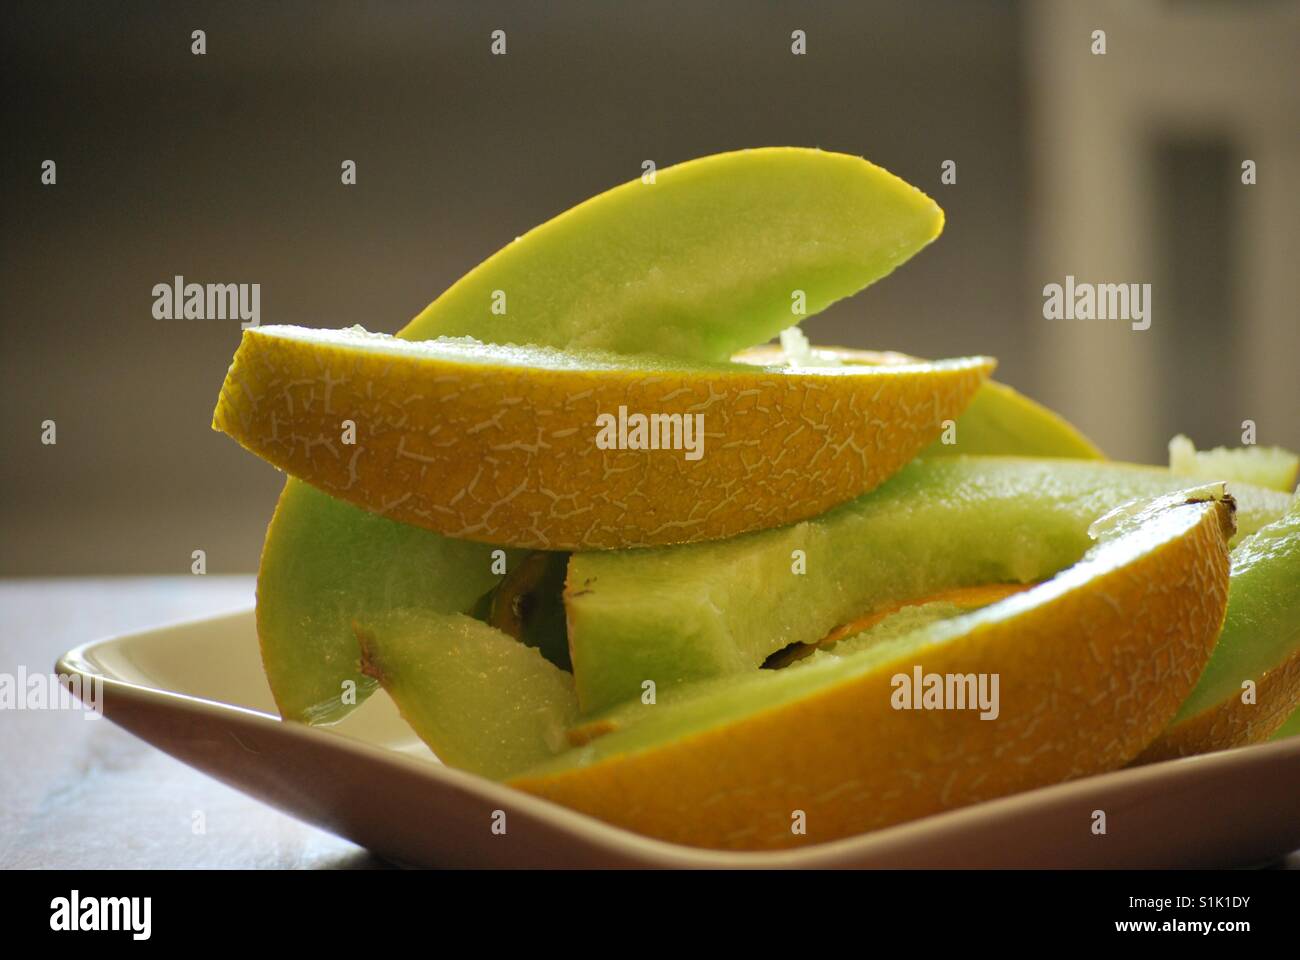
[
  {"xmin": 406, "ymin": 147, "xmax": 944, "ymax": 362},
  {"xmin": 565, "ymin": 456, "xmax": 1292, "ymax": 714},
  {"xmin": 1138, "ymin": 495, "xmax": 1300, "ymax": 760},
  {"xmin": 215, "ymin": 324, "xmax": 992, "ymax": 550},
  {"xmin": 355, "ymin": 611, "xmax": 578, "ymax": 780}
]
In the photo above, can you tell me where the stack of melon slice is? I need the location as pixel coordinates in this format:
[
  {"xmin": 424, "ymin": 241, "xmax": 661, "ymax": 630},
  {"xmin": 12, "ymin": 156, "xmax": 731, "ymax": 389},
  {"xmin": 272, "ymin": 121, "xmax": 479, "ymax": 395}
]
[{"xmin": 213, "ymin": 148, "xmax": 1300, "ymax": 850}]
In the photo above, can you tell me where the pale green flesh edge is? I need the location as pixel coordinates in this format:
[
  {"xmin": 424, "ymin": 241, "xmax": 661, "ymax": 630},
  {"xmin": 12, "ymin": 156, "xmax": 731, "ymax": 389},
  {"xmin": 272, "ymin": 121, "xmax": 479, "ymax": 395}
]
[
  {"xmin": 256, "ymin": 482, "xmax": 528, "ymax": 723},
  {"xmin": 923, "ymin": 380, "xmax": 1104, "ymax": 460},
  {"xmin": 1174, "ymin": 496, "xmax": 1300, "ymax": 722},
  {"xmin": 1170, "ymin": 435, "xmax": 1300, "ymax": 494},
  {"xmin": 357, "ymin": 610, "xmax": 579, "ymax": 780},
  {"xmin": 240, "ymin": 323, "xmax": 990, "ymax": 380}
]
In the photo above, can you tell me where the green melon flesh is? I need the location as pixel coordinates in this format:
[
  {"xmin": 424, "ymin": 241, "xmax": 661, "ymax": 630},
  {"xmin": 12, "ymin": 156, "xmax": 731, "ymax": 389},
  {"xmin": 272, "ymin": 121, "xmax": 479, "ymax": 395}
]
[
  {"xmin": 257, "ymin": 148, "xmax": 945, "ymax": 724},
  {"xmin": 747, "ymin": 337, "xmax": 1103, "ymax": 461},
  {"xmin": 1169, "ymin": 435, "xmax": 1299, "ymax": 494},
  {"xmin": 257, "ymin": 483, "xmax": 526, "ymax": 723},
  {"xmin": 923, "ymin": 380, "xmax": 1104, "ymax": 459},
  {"xmin": 566, "ymin": 457, "xmax": 1293, "ymax": 714},
  {"xmin": 1171, "ymin": 496, "xmax": 1300, "ymax": 723},
  {"xmin": 357, "ymin": 588, "xmax": 1006, "ymax": 780},
  {"xmin": 355, "ymin": 610, "xmax": 577, "ymax": 779},
  {"xmin": 1272, "ymin": 706, "xmax": 1300, "ymax": 740},
  {"xmin": 406, "ymin": 147, "xmax": 943, "ymax": 363},
  {"xmin": 528, "ymin": 492, "xmax": 1232, "ymax": 779},
  {"xmin": 334, "ymin": 493, "xmax": 1299, "ymax": 782}
]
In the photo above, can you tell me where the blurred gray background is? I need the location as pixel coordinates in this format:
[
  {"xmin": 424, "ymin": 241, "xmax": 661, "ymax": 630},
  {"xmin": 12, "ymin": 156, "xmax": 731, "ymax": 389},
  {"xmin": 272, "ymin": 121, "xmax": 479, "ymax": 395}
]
[{"xmin": 3, "ymin": 0, "xmax": 1297, "ymax": 575}]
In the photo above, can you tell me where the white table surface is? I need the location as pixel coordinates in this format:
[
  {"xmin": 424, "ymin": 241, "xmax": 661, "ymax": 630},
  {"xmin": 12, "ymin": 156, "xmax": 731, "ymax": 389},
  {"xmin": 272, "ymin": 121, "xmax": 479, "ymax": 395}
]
[{"xmin": 0, "ymin": 577, "xmax": 385, "ymax": 869}]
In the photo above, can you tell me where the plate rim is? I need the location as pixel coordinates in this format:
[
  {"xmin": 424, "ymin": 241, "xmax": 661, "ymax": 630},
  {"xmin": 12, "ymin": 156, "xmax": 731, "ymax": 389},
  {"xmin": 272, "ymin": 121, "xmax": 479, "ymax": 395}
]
[{"xmin": 56, "ymin": 605, "xmax": 1300, "ymax": 868}]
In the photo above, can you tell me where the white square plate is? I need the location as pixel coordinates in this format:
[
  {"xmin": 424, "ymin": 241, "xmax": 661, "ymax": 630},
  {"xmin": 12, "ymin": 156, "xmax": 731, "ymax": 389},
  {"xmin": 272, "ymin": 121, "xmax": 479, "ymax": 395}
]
[{"xmin": 57, "ymin": 608, "xmax": 1300, "ymax": 868}]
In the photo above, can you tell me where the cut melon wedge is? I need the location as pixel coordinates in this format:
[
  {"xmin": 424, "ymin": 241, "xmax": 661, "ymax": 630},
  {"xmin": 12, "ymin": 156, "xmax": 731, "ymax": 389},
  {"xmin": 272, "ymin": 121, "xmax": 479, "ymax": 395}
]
[
  {"xmin": 1169, "ymin": 434, "xmax": 1298, "ymax": 493},
  {"xmin": 405, "ymin": 147, "xmax": 944, "ymax": 362},
  {"xmin": 1138, "ymin": 495, "xmax": 1300, "ymax": 761},
  {"xmin": 361, "ymin": 488, "xmax": 1234, "ymax": 849},
  {"xmin": 255, "ymin": 482, "xmax": 526, "ymax": 723},
  {"xmin": 566, "ymin": 456, "xmax": 1292, "ymax": 714},
  {"xmin": 512, "ymin": 489, "xmax": 1232, "ymax": 850},
  {"xmin": 355, "ymin": 611, "xmax": 578, "ymax": 780},
  {"xmin": 214, "ymin": 325, "xmax": 992, "ymax": 550}
]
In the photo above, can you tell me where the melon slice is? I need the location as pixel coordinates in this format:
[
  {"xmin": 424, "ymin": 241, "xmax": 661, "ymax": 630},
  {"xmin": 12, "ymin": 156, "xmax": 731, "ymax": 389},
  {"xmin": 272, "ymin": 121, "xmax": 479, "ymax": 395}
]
[{"xmin": 565, "ymin": 456, "xmax": 1292, "ymax": 714}]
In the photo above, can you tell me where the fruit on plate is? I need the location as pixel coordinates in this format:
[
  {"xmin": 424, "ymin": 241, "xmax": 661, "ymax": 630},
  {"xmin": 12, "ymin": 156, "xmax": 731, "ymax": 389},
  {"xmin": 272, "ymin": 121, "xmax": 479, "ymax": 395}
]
[
  {"xmin": 256, "ymin": 482, "xmax": 526, "ymax": 723},
  {"xmin": 355, "ymin": 611, "xmax": 578, "ymax": 780},
  {"xmin": 208, "ymin": 145, "xmax": 1298, "ymax": 857},
  {"xmin": 363, "ymin": 488, "xmax": 1234, "ymax": 849},
  {"xmin": 403, "ymin": 147, "xmax": 944, "ymax": 362},
  {"xmin": 1169, "ymin": 434, "xmax": 1299, "ymax": 493},
  {"xmin": 1137, "ymin": 496, "xmax": 1300, "ymax": 761},
  {"xmin": 213, "ymin": 324, "xmax": 992, "ymax": 550},
  {"xmin": 245, "ymin": 147, "xmax": 950, "ymax": 721},
  {"xmin": 566, "ymin": 456, "xmax": 1292, "ymax": 713}
]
